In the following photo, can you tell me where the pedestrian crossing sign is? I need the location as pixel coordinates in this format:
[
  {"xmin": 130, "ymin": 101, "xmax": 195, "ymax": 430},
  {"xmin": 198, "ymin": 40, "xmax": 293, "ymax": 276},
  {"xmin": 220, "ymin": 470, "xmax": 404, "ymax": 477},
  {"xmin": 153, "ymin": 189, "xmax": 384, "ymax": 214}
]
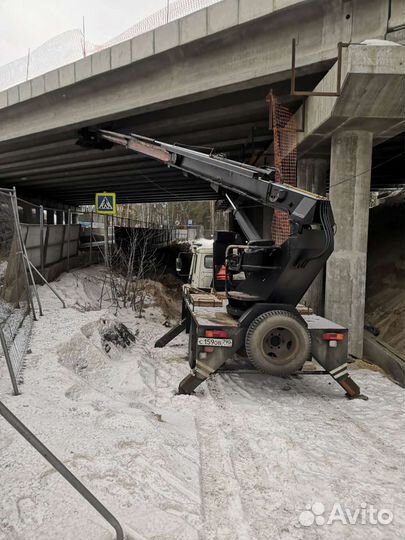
[{"xmin": 96, "ymin": 192, "xmax": 116, "ymax": 215}]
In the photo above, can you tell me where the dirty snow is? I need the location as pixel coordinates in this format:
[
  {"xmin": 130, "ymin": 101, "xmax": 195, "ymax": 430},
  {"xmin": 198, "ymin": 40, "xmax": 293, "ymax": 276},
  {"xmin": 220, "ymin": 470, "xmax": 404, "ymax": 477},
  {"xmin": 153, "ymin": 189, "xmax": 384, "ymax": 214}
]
[{"xmin": 0, "ymin": 266, "xmax": 404, "ymax": 540}]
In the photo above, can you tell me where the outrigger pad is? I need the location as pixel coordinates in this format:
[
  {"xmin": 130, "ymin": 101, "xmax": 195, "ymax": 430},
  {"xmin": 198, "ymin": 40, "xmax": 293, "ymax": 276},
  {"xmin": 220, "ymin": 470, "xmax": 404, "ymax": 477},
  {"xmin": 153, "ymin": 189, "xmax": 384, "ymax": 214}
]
[
  {"xmin": 338, "ymin": 376, "xmax": 368, "ymax": 400},
  {"xmin": 178, "ymin": 373, "xmax": 205, "ymax": 395}
]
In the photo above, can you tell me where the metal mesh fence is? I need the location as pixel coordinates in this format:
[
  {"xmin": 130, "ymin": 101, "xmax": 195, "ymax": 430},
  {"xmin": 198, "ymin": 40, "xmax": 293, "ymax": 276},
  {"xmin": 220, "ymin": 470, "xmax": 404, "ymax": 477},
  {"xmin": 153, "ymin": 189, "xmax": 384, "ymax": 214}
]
[
  {"xmin": 0, "ymin": 190, "xmax": 194, "ymax": 395},
  {"xmin": 0, "ymin": 189, "xmax": 33, "ymax": 393},
  {"xmin": 0, "ymin": 0, "xmax": 222, "ymax": 92},
  {"xmin": 269, "ymin": 94, "xmax": 298, "ymax": 246}
]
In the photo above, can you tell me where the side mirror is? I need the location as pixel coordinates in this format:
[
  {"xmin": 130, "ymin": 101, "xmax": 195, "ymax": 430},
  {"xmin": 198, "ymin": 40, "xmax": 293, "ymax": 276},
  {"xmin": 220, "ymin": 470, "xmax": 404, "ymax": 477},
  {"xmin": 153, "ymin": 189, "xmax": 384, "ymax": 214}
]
[{"xmin": 176, "ymin": 253, "xmax": 192, "ymax": 278}]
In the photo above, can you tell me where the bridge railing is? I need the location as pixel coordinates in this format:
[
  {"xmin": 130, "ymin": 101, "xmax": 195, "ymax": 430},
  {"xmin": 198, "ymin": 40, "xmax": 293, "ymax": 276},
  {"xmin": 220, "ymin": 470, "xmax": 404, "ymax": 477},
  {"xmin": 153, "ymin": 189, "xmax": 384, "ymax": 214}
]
[{"xmin": 0, "ymin": 0, "xmax": 222, "ymax": 92}]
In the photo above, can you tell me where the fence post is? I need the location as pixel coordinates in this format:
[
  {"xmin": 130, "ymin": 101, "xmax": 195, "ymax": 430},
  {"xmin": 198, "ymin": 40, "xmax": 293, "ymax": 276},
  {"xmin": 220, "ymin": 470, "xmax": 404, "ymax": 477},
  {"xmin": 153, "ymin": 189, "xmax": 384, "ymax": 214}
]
[
  {"xmin": 39, "ymin": 205, "xmax": 45, "ymax": 276},
  {"xmin": 9, "ymin": 191, "xmax": 37, "ymax": 321},
  {"xmin": 59, "ymin": 220, "xmax": 66, "ymax": 265},
  {"xmin": 89, "ymin": 211, "xmax": 93, "ymax": 265},
  {"xmin": 67, "ymin": 209, "xmax": 71, "ymax": 272},
  {"xmin": 0, "ymin": 326, "xmax": 20, "ymax": 396},
  {"xmin": 43, "ymin": 224, "xmax": 50, "ymax": 270}
]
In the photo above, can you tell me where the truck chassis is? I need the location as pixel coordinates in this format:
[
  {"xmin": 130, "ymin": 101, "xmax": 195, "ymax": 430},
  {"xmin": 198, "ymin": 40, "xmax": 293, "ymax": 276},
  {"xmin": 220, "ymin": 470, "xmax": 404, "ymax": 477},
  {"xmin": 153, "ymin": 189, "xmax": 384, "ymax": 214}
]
[{"xmin": 156, "ymin": 286, "xmax": 364, "ymax": 399}]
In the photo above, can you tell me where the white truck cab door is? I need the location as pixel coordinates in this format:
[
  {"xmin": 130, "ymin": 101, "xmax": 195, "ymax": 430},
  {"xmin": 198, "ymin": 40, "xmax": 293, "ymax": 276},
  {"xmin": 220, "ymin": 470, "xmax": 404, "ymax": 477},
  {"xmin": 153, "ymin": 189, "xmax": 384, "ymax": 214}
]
[{"xmin": 190, "ymin": 253, "xmax": 213, "ymax": 290}]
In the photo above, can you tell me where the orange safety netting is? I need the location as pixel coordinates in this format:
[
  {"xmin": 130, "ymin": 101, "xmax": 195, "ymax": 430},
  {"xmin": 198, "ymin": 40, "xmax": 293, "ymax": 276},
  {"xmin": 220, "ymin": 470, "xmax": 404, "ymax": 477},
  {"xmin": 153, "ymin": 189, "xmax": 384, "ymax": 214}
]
[{"xmin": 268, "ymin": 93, "xmax": 298, "ymax": 245}]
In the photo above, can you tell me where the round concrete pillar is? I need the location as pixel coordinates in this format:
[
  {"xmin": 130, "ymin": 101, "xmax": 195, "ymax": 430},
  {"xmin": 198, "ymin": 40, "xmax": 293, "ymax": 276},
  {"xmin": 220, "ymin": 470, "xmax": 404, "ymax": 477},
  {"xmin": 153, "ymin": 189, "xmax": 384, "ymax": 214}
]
[{"xmin": 325, "ymin": 130, "xmax": 373, "ymax": 358}]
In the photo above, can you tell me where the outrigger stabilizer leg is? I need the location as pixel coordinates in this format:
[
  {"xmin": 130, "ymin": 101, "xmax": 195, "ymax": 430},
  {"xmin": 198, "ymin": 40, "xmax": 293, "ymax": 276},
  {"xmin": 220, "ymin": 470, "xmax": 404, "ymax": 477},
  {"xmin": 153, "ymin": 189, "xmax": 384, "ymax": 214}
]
[
  {"xmin": 155, "ymin": 318, "xmax": 186, "ymax": 348},
  {"xmin": 178, "ymin": 353, "xmax": 231, "ymax": 394},
  {"xmin": 317, "ymin": 358, "xmax": 366, "ymax": 399},
  {"xmin": 337, "ymin": 375, "xmax": 365, "ymax": 399}
]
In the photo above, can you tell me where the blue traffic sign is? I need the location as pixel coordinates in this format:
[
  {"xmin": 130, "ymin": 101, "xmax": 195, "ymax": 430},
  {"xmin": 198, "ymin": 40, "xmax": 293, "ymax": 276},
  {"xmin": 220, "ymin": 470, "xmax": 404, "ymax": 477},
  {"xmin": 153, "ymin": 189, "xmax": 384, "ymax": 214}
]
[{"xmin": 95, "ymin": 193, "xmax": 116, "ymax": 215}]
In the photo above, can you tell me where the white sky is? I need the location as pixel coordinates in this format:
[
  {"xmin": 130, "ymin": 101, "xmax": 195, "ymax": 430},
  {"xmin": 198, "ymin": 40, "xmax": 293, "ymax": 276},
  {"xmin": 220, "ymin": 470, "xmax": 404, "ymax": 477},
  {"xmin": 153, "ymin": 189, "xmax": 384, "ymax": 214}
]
[{"xmin": 0, "ymin": 0, "xmax": 167, "ymax": 65}]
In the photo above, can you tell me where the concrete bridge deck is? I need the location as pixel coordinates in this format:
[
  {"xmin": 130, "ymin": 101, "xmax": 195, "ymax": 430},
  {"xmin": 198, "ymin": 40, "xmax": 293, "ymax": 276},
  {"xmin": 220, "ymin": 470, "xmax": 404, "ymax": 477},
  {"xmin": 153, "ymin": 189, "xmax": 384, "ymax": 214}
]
[{"xmin": 0, "ymin": 0, "xmax": 398, "ymax": 206}]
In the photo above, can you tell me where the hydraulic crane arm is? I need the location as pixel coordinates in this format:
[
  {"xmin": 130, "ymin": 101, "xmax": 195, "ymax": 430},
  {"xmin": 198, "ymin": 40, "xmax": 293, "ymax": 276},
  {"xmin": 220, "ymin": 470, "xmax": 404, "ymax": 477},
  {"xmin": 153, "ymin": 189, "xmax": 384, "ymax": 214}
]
[
  {"xmin": 77, "ymin": 129, "xmax": 330, "ymax": 230},
  {"xmin": 77, "ymin": 127, "xmax": 335, "ymax": 313}
]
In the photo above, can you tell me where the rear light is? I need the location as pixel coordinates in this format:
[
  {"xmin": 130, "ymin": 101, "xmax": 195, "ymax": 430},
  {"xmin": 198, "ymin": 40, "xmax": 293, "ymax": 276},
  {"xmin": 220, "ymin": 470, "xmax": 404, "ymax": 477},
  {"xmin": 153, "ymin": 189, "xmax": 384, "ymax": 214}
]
[
  {"xmin": 204, "ymin": 329, "xmax": 228, "ymax": 353},
  {"xmin": 205, "ymin": 330, "xmax": 228, "ymax": 338},
  {"xmin": 322, "ymin": 333, "xmax": 345, "ymax": 341}
]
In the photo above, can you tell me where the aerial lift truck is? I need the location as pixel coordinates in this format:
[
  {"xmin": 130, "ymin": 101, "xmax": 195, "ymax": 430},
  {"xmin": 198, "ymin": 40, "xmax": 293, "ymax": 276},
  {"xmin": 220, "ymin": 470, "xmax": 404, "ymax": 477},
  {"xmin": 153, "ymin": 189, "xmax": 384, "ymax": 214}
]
[{"xmin": 79, "ymin": 129, "xmax": 362, "ymax": 399}]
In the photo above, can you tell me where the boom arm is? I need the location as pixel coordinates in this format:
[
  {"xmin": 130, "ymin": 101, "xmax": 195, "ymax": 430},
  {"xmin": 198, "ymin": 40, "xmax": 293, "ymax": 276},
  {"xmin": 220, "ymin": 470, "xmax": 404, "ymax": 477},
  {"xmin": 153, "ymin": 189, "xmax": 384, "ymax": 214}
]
[
  {"xmin": 78, "ymin": 129, "xmax": 332, "ymax": 230},
  {"xmin": 77, "ymin": 127, "xmax": 336, "ymax": 311}
]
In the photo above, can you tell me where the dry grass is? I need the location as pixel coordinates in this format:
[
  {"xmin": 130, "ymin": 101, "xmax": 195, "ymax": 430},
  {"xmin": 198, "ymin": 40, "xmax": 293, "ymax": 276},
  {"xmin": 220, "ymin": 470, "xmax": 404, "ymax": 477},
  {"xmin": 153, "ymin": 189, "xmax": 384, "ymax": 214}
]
[
  {"xmin": 141, "ymin": 275, "xmax": 182, "ymax": 320},
  {"xmin": 352, "ymin": 359, "xmax": 385, "ymax": 373}
]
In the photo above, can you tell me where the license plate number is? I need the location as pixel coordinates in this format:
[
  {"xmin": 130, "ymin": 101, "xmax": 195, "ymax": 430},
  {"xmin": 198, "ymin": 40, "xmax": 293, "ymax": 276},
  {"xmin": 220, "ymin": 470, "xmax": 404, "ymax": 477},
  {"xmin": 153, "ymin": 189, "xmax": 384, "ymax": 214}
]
[{"xmin": 197, "ymin": 337, "xmax": 233, "ymax": 347}]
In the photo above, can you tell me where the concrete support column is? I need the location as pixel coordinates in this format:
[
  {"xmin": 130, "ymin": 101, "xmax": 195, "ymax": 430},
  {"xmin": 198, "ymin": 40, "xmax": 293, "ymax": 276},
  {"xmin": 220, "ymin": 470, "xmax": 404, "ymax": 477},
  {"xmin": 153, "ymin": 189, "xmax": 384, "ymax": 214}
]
[
  {"xmin": 298, "ymin": 158, "xmax": 329, "ymax": 315},
  {"xmin": 325, "ymin": 130, "xmax": 373, "ymax": 359}
]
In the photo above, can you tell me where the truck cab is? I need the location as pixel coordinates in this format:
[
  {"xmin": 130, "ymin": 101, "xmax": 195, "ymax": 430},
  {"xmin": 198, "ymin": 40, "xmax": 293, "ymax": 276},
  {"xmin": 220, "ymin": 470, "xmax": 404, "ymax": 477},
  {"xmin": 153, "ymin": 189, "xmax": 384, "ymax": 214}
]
[{"xmin": 176, "ymin": 243, "xmax": 214, "ymax": 291}]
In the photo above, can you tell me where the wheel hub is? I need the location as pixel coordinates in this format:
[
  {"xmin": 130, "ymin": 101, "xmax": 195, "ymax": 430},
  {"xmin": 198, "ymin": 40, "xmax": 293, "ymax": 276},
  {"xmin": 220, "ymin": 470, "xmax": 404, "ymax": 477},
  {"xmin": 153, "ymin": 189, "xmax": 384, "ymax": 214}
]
[{"xmin": 263, "ymin": 327, "xmax": 298, "ymax": 364}]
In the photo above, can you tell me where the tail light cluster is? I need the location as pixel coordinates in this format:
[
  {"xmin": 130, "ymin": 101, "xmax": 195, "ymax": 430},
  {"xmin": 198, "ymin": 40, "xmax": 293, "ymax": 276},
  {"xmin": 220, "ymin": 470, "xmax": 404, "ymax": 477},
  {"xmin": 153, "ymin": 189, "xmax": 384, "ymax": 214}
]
[
  {"xmin": 322, "ymin": 333, "xmax": 345, "ymax": 348},
  {"xmin": 205, "ymin": 330, "xmax": 228, "ymax": 338},
  {"xmin": 204, "ymin": 330, "xmax": 228, "ymax": 353}
]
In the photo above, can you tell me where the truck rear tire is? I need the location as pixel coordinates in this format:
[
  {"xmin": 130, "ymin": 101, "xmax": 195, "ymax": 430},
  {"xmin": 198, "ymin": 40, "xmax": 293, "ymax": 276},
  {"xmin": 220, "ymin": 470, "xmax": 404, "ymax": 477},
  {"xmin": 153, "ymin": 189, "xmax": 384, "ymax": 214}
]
[{"xmin": 245, "ymin": 310, "xmax": 311, "ymax": 376}]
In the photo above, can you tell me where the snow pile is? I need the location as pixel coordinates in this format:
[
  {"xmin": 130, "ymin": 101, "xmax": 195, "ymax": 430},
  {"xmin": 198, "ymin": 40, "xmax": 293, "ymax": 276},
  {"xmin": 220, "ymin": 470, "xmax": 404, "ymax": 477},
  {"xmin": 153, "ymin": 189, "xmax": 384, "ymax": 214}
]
[
  {"xmin": 58, "ymin": 317, "xmax": 137, "ymax": 378},
  {"xmin": 0, "ymin": 266, "xmax": 404, "ymax": 540}
]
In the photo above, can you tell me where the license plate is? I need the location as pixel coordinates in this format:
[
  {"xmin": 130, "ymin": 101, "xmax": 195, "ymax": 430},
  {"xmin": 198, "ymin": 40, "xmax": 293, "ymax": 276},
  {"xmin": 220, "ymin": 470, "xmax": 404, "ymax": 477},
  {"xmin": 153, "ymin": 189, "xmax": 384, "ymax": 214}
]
[{"xmin": 197, "ymin": 337, "xmax": 233, "ymax": 347}]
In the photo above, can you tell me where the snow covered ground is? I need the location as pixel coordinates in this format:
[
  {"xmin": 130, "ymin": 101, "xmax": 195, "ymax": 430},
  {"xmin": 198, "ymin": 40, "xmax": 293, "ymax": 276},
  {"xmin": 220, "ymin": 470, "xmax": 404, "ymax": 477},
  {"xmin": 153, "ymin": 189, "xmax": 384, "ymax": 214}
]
[{"xmin": 0, "ymin": 267, "xmax": 404, "ymax": 540}]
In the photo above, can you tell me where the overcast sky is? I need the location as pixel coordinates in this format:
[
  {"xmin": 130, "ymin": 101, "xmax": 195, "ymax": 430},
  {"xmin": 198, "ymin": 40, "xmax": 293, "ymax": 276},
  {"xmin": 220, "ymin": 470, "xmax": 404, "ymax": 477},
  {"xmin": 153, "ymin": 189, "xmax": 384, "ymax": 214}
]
[{"xmin": 0, "ymin": 0, "xmax": 168, "ymax": 66}]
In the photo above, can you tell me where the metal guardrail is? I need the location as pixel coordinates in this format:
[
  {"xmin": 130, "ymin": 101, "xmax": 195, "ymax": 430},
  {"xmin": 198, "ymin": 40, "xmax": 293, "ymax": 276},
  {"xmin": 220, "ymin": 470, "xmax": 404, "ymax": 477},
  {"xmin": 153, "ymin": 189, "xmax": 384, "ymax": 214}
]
[{"xmin": 0, "ymin": 400, "xmax": 125, "ymax": 540}]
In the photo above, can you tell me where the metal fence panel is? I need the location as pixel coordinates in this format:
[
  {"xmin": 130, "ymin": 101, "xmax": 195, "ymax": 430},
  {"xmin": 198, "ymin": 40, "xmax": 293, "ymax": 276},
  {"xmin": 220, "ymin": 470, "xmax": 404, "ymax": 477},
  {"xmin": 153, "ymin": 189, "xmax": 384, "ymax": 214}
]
[{"xmin": 0, "ymin": 189, "xmax": 34, "ymax": 394}]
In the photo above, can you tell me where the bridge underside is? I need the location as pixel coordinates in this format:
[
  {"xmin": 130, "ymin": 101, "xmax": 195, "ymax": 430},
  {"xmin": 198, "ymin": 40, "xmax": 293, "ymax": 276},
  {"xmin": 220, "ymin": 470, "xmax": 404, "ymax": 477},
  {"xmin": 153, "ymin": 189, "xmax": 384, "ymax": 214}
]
[
  {"xmin": 1, "ymin": 72, "xmax": 403, "ymax": 208},
  {"xmin": 0, "ymin": 0, "xmax": 402, "ymax": 208},
  {"xmin": 0, "ymin": 71, "xmax": 405, "ymax": 206},
  {"xmin": 0, "ymin": 79, "xmax": 300, "ymax": 206}
]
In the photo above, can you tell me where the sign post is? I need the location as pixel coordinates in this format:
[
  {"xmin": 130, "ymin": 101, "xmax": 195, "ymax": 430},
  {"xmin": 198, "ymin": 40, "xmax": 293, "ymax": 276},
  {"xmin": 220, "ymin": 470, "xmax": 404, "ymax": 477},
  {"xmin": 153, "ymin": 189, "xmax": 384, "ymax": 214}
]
[{"xmin": 104, "ymin": 216, "xmax": 109, "ymax": 268}]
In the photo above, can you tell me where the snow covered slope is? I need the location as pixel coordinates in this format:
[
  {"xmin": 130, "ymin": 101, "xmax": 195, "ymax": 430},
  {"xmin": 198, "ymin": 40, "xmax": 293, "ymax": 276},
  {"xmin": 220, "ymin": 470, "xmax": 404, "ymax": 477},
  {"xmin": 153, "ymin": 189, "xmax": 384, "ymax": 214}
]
[{"xmin": 0, "ymin": 267, "xmax": 404, "ymax": 540}]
